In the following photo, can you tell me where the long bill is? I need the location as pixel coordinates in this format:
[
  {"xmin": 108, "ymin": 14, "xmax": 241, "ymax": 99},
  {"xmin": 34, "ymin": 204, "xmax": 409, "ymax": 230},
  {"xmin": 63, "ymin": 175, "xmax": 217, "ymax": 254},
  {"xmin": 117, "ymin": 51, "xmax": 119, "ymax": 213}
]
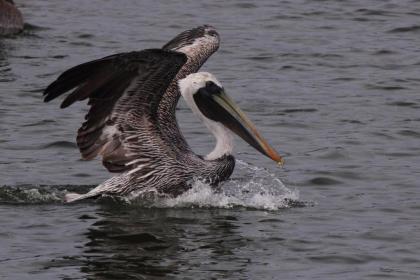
[{"xmin": 194, "ymin": 85, "xmax": 284, "ymax": 165}]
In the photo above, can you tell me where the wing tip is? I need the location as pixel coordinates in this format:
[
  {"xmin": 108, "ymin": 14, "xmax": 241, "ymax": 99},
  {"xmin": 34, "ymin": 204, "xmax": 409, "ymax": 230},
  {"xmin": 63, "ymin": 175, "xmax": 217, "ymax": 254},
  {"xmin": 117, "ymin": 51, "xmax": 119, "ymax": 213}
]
[
  {"xmin": 43, "ymin": 81, "xmax": 67, "ymax": 103},
  {"xmin": 60, "ymin": 98, "xmax": 72, "ymax": 108},
  {"xmin": 43, "ymin": 95, "xmax": 51, "ymax": 103}
]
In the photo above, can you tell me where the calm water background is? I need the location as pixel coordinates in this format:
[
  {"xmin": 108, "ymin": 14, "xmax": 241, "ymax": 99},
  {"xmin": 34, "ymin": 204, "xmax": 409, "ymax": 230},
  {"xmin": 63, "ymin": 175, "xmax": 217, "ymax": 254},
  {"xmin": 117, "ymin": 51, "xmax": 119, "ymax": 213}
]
[{"xmin": 1, "ymin": 0, "xmax": 420, "ymax": 279}]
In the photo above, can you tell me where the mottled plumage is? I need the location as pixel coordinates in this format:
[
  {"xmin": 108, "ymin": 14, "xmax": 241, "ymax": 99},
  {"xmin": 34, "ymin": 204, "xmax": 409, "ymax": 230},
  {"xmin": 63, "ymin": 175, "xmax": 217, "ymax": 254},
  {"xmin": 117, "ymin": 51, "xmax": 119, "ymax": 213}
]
[
  {"xmin": 44, "ymin": 26, "xmax": 236, "ymax": 201},
  {"xmin": 44, "ymin": 26, "xmax": 282, "ymax": 202}
]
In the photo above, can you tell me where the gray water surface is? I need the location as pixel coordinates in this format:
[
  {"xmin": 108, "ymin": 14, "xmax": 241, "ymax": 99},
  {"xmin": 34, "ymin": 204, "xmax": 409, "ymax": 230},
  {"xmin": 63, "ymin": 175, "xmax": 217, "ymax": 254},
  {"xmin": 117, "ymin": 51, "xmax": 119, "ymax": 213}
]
[{"xmin": 1, "ymin": 0, "xmax": 420, "ymax": 279}]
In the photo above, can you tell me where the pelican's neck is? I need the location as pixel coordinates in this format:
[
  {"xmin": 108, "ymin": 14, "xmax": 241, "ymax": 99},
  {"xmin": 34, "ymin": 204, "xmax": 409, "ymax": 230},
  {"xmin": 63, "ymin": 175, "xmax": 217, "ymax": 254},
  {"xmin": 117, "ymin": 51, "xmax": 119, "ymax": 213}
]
[
  {"xmin": 203, "ymin": 119, "xmax": 234, "ymax": 160},
  {"xmin": 179, "ymin": 77, "xmax": 234, "ymax": 161}
]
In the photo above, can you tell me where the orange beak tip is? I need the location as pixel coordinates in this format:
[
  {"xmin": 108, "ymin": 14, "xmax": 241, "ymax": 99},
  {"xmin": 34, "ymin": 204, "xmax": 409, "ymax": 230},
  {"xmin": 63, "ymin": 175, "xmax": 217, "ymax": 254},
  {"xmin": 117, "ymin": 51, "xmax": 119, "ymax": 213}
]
[{"xmin": 277, "ymin": 158, "xmax": 285, "ymax": 167}]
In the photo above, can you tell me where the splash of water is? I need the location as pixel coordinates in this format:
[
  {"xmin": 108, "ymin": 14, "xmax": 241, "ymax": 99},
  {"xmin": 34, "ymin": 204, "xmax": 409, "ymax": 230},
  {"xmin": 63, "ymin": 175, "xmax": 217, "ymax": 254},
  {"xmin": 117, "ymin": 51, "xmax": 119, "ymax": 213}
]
[
  {"xmin": 0, "ymin": 161, "xmax": 300, "ymax": 209},
  {"xmin": 0, "ymin": 185, "xmax": 64, "ymax": 204},
  {"xmin": 128, "ymin": 160, "xmax": 299, "ymax": 210}
]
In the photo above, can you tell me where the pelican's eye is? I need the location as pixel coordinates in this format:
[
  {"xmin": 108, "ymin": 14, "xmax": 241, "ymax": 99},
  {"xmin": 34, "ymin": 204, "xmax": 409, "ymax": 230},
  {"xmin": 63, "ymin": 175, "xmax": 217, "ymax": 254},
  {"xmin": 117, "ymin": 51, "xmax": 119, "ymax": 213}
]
[{"xmin": 205, "ymin": 81, "xmax": 222, "ymax": 95}]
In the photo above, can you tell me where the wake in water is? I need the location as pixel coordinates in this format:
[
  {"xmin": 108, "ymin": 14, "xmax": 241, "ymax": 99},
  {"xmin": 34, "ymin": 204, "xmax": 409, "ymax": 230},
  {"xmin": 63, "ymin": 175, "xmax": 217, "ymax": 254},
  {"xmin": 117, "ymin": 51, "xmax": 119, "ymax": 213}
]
[
  {"xmin": 0, "ymin": 161, "xmax": 302, "ymax": 210},
  {"xmin": 142, "ymin": 160, "xmax": 300, "ymax": 210},
  {"xmin": 0, "ymin": 185, "xmax": 92, "ymax": 204}
]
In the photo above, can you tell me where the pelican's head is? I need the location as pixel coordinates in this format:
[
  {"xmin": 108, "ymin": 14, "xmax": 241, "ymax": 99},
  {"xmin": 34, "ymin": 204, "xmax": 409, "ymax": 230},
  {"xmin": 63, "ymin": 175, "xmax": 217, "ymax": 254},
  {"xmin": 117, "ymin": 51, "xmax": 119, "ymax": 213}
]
[
  {"xmin": 179, "ymin": 72, "xmax": 284, "ymax": 165},
  {"xmin": 162, "ymin": 25, "xmax": 220, "ymax": 58}
]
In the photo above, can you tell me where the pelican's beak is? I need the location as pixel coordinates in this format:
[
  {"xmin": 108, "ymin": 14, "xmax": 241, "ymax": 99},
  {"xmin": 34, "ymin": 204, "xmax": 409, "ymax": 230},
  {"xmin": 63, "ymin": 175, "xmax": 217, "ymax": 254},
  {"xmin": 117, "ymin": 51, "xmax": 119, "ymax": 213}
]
[{"xmin": 194, "ymin": 81, "xmax": 284, "ymax": 165}]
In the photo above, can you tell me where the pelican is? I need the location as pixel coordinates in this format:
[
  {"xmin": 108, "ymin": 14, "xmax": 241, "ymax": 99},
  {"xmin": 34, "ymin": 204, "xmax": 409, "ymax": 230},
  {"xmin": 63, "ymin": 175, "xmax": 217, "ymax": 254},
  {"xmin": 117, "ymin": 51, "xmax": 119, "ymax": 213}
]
[
  {"xmin": 0, "ymin": 0, "xmax": 24, "ymax": 35},
  {"xmin": 43, "ymin": 25, "xmax": 283, "ymax": 202}
]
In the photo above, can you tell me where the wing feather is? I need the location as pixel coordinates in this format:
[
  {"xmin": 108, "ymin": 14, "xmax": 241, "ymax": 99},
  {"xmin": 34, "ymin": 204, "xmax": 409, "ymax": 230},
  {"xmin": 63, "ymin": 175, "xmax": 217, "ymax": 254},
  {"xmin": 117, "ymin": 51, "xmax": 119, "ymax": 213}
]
[{"xmin": 44, "ymin": 49, "xmax": 187, "ymax": 172}]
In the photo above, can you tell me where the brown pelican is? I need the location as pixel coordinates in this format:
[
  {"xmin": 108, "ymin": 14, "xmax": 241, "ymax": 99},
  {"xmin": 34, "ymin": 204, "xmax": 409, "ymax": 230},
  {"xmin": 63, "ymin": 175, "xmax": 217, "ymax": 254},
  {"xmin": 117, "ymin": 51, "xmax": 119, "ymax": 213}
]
[
  {"xmin": 43, "ymin": 26, "xmax": 283, "ymax": 202},
  {"xmin": 0, "ymin": 0, "xmax": 23, "ymax": 35}
]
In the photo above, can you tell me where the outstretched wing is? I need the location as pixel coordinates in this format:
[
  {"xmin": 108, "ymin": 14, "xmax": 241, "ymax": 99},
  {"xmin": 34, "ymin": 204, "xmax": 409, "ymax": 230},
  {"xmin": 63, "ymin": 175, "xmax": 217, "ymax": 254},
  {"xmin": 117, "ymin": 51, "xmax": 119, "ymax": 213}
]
[{"xmin": 44, "ymin": 49, "xmax": 187, "ymax": 173}]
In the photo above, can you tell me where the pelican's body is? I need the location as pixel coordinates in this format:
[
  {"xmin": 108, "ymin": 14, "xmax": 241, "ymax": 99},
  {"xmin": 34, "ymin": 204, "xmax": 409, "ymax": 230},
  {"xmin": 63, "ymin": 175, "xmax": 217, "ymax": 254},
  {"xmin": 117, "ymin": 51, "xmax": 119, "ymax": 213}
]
[
  {"xmin": 0, "ymin": 0, "xmax": 23, "ymax": 35},
  {"xmin": 43, "ymin": 26, "xmax": 283, "ymax": 202}
]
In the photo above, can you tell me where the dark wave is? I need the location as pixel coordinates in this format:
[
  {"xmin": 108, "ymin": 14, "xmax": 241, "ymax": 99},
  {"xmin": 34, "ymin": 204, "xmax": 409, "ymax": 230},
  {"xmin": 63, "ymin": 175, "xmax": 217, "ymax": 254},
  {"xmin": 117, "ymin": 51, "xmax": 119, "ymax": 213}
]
[
  {"xmin": 387, "ymin": 101, "xmax": 419, "ymax": 108},
  {"xmin": 398, "ymin": 130, "xmax": 420, "ymax": 138},
  {"xmin": 283, "ymin": 108, "xmax": 318, "ymax": 114},
  {"xmin": 43, "ymin": 141, "xmax": 77, "ymax": 149},
  {"xmin": 308, "ymin": 177, "xmax": 343, "ymax": 186},
  {"xmin": 388, "ymin": 25, "xmax": 420, "ymax": 33},
  {"xmin": 365, "ymin": 84, "xmax": 407, "ymax": 90},
  {"xmin": 355, "ymin": 9, "xmax": 394, "ymax": 16}
]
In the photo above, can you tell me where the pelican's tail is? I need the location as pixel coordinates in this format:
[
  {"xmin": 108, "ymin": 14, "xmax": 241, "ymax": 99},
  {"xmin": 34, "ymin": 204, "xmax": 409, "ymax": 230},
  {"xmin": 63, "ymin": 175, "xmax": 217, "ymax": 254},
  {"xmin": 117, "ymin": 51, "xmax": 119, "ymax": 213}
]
[
  {"xmin": 64, "ymin": 184, "xmax": 110, "ymax": 203},
  {"xmin": 64, "ymin": 174, "xmax": 131, "ymax": 203},
  {"xmin": 64, "ymin": 191, "xmax": 100, "ymax": 203},
  {"xmin": 64, "ymin": 192, "xmax": 85, "ymax": 203}
]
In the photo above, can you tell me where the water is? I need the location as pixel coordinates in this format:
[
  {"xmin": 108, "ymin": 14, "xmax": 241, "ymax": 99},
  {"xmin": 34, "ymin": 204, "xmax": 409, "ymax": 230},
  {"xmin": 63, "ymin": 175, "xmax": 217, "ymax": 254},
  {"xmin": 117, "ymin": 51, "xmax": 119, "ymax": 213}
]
[{"xmin": 1, "ymin": 0, "xmax": 420, "ymax": 279}]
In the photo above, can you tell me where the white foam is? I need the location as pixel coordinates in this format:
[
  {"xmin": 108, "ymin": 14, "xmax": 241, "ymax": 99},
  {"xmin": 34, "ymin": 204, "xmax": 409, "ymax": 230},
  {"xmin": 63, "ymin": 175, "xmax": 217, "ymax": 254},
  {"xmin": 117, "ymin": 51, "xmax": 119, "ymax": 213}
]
[
  {"xmin": 157, "ymin": 182, "xmax": 298, "ymax": 210},
  {"xmin": 128, "ymin": 160, "xmax": 299, "ymax": 211},
  {"xmin": 20, "ymin": 188, "xmax": 62, "ymax": 203},
  {"xmin": 1, "ymin": 160, "xmax": 298, "ymax": 208}
]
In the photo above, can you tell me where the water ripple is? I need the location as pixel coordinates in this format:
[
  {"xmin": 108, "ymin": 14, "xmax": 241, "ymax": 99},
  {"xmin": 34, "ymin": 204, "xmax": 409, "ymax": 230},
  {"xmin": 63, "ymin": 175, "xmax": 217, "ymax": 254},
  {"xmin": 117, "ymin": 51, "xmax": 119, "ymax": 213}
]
[{"xmin": 388, "ymin": 25, "xmax": 420, "ymax": 33}]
